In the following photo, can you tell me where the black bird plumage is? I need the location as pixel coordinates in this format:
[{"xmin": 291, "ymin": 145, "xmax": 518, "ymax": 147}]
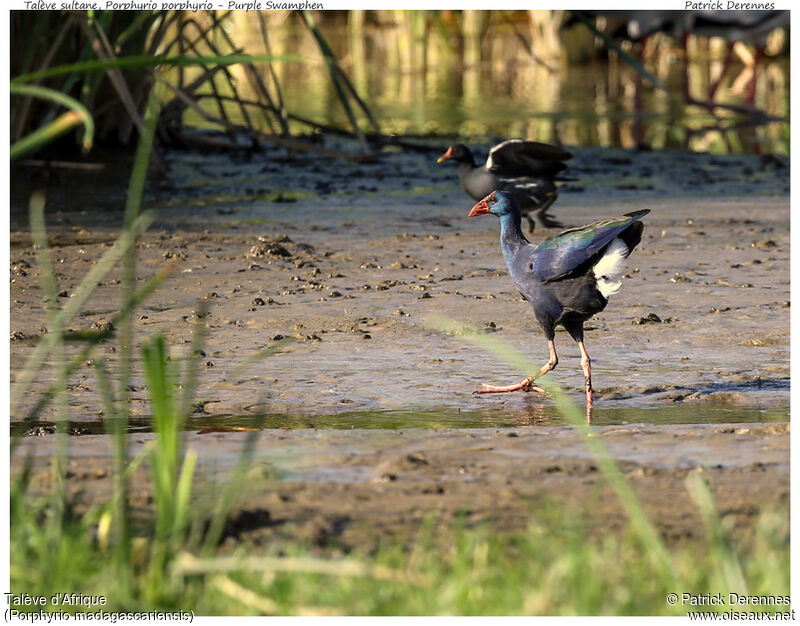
[
  {"xmin": 468, "ymin": 190, "xmax": 649, "ymax": 413},
  {"xmin": 439, "ymin": 140, "xmax": 573, "ymax": 231}
]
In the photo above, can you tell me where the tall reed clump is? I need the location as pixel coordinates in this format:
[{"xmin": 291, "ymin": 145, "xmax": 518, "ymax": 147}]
[{"xmin": 10, "ymin": 10, "xmax": 382, "ymax": 162}]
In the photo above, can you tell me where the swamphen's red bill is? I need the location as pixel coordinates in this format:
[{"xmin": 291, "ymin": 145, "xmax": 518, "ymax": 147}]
[
  {"xmin": 437, "ymin": 146, "xmax": 454, "ymax": 163},
  {"xmin": 468, "ymin": 191, "xmax": 496, "ymax": 216}
]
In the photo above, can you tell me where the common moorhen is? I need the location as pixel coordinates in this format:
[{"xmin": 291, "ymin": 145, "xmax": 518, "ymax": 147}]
[{"xmin": 438, "ymin": 140, "xmax": 572, "ymax": 232}]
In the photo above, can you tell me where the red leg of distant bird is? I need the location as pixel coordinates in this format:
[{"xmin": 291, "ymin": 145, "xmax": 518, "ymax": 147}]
[
  {"xmin": 682, "ymin": 30, "xmax": 693, "ymax": 103},
  {"xmin": 746, "ymin": 45, "xmax": 763, "ymax": 106},
  {"xmin": 475, "ymin": 340, "xmax": 557, "ymax": 395}
]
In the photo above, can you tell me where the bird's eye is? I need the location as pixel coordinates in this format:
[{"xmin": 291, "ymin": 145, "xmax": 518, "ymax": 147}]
[{"xmin": 529, "ymin": 263, "xmax": 534, "ymax": 270}]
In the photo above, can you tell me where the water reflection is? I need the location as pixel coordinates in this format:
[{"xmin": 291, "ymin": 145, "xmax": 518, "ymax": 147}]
[
  {"xmin": 11, "ymin": 404, "xmax": 789, "ymax": 436},
  {"xmin": 480, "ymin": 401, "xmax": 556, "ymax": 427},
  {"xmin": 205, "ymin": 11, "xmax": 788, "ymax": 155}
]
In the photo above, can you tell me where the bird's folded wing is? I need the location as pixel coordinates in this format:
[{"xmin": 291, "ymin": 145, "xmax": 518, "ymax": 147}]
[
  {"xmin": 486, "ymin": 140, "xmax": 572, "ymax": 176},
  {"xmin": 529, "ymin": 214, "xmax": 643, "ymax": 282}
]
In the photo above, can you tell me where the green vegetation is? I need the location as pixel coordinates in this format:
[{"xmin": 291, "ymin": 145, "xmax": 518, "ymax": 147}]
[
  {"xmin": 9, "ymin": 10, "xmax": 380, "ymax": 162},
  {"xmin": 9, "ymin": 471, "xmax": 790, "ymax": 615},
  {"xmin": 190, "ymin": 506, "xmax": 787, "ymax": 615}
]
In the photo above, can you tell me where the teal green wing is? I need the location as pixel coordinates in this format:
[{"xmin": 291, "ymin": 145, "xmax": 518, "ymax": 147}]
[{"xmin": 530, "ymin": 210, "xmax": 649, "ymax": 282}]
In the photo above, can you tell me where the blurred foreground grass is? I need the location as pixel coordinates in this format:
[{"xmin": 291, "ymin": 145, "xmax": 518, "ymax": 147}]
[{"xmin": 10, "ymin": 482, "xmax": 789, "ymax": 615}]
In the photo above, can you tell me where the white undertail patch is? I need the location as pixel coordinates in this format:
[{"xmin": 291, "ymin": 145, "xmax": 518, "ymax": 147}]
[{"xmin": 593, "ymin": 237, "xmax": 629, "ymax": 298}]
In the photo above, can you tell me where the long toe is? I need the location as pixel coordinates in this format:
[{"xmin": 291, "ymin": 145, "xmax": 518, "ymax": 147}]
[
  {"xmin": 475, "ymin": 380, "xmax": 530, "ymax": 394},
  {"xmin": 475, "ymin": 380, "xmax": 548, "ymax": 395}
]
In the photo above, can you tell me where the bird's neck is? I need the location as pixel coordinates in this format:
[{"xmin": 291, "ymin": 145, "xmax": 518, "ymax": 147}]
[
  {"xmin": 499, "ymin": 211, "xmax": 529, "ymax": 269},
  {"xmin": 457, "ymin": 159, "xmax": 477, "ymax": 179}
]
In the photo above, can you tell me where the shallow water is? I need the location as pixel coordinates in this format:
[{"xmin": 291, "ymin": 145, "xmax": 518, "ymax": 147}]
[{"xmin": 12, "ymin": 402, "xmax": 789, "ymax": 438}]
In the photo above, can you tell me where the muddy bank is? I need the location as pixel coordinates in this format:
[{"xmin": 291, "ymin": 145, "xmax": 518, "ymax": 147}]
[
  {"xmin": 10, "ymin": 145, "xmax": 790, "ymax": 421},
  {"xmin": 13, "ymin": 422, "xmax": 790, "ymax": 549}
]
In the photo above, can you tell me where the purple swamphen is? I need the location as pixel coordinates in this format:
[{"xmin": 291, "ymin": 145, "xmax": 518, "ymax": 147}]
[
  {"xmin": 438, "ymin": 140, "xmax": 572, "ymax": 231},
  {"xmin": 469, "ymin": 190, "xmax": 649, "ymax": 411}
]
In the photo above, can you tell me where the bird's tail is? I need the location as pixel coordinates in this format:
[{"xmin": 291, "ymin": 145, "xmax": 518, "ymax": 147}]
[{"xmin": 594, "ymin": 238, "xmax": 629, "ymax": 298}]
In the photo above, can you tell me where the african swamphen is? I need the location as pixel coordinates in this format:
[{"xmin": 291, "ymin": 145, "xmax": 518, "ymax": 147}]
[
  {"xmin": 469, "ymin": 190, "xmax": 649, "ymax": 409},
  {"xmin": 438, "ymin": 140, "xmax": 572, "ymax": 232}
]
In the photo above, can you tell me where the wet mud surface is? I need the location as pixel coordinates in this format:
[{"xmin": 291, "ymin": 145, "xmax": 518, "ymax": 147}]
[
  {"xmin": 10, "ymin": 142, "xmax": 790, "ymax": 546},
  {"xmin": 14, "ymin": 422, "xmax": 790, "ymax": 550}
]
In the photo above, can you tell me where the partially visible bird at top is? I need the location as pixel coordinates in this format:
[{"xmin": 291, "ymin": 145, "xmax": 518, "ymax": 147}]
[
  {"xmin": 468, "ymin": 190, "xmax": 649, "ymax": 419},
  {"xmin": 686, "ymin": 10, "xmax": 789, "ymax": 105},
  {"xmin": 438, "ymin": 140, "xmax": 573, "ymax": 232},
  {"xmin": 569, "ymin": 10, "xmax": 787, "ymax": 110}
]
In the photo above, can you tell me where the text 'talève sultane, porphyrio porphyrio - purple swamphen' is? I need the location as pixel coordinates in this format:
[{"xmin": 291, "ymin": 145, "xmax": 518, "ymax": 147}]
[{"xmin": 469, "ymin": 190, "xmax": 649, "ymax": 412}]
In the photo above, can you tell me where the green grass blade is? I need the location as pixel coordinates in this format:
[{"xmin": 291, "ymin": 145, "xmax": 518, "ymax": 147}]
[
  {"xmin": 11, "ymin": 112, "xmax": 91, "ymax": 161},
  {"xmin": 142, "ymin": 334, "xmax": 178, "ymax": 540},
  {"xmin": 114, "ymin": 10, "xmax": 158, "ymax": 48},
  {"xmin": 93, "ymin": 357, "xmax": 132, "ymax": 591},
  {"xmin": 685, "ymin": 471, "xmax": 749, "ymax": 593},
  {"xmin": 10, "ymin": 84, "xmax": 94, "ymax": 149},
  {"xmin": 174, "ymin": 450, "xmax": 198, "ymax": 538},
  {"xmin": 21, "ymin": 263, "xmax": 173, "ymax": 422},
  {"xmin": 171, "ymin": 553, "xmax": 428, "ymax": 586},
  {"xmin": 200, "ymin": 429, "xmax": 260, "ymax": 556},
  {"xmin": 117, "ymin": 84, "xmax": 162, "ymax": 421},
  {"xmin": 29, "ymin": 191, "xmax": 70, "ymax": 532},
  {"xmin": 217, "ymin": 337, "xmax": 294, "ymax": 385}
]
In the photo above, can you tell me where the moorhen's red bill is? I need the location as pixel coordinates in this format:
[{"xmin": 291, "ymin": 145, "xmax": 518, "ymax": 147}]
[
  {"xmin": 438, "ymin": 140, "xmax": 572, "ymax": 232},
  {"xmin": 469, "ymin": 190, "xmax": 649, "ymax": 414}
]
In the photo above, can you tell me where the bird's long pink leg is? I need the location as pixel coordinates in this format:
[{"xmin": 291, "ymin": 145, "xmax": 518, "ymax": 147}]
[
  {"xmin": 578, "ymin": 340, "xmax": 593, "ymax": 410},
  {"xmin": 682, "ymin": 30, "xmax": 694, "ymax": 104},
  {"xmin": 476, "ymin": 340, "xmax": 557, "ymax": 395}
]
